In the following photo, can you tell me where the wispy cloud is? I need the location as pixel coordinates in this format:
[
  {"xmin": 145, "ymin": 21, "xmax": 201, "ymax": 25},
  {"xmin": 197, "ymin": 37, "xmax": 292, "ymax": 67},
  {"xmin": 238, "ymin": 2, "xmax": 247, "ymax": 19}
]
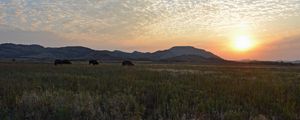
[{"xmin": 0, "ymin": 0, "xmax": 299, "ymax": 40}]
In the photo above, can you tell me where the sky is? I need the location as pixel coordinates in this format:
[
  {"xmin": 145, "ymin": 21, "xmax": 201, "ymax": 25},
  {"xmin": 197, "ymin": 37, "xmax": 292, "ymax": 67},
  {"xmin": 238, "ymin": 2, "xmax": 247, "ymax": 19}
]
[{"xmin": 0, "ymin": 0, "xmax": 300, "ymax": 60}]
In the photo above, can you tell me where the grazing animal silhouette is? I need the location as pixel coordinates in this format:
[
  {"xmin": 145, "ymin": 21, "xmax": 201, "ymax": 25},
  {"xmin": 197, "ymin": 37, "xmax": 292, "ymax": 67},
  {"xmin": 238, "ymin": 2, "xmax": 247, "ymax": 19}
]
[
  {"xmin": 122, "ymin": 60, "xmax": 134, "ymax": 66},
  {"xmin": 89, "ymin": 60, "xmax": 99, "ymax": 65},
  {"xmin": 54, "ymin": 59, "xmax": 72, "ymax": 65}
]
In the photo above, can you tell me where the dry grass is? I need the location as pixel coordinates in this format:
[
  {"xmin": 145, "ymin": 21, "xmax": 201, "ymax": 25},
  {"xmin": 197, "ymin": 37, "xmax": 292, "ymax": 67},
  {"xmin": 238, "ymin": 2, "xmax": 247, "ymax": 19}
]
[{"xmin": 0, "ymin": 63, "xmax": 299, "ymax": 119}]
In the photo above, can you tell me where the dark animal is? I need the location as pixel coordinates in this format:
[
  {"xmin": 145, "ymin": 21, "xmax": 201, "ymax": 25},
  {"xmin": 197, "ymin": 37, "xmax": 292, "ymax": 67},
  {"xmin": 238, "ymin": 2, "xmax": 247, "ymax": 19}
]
[
  {"xmin": 89, "ymin": 60, "xmax": 99, "ymax": 65},
  {"xmin": 54, "ymin": 59, "xmax": 72, "ymax": 65},
  {"xmin": 122, "ymin": 60, "xmax": 134, "ymax": 66}
]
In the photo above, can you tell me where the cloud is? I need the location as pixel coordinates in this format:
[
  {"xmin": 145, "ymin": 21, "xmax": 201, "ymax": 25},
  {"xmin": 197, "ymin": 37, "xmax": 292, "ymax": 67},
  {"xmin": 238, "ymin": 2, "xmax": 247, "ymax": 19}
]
[
  {"xmin": 0, "ymin": 25, "xmax": 70, "ymax": 47},
  {"xmin": 0, "ymin": 0, "xmax": 299, "ymax": 40},
  {"xmin": 0, "ymin": 0, "xmax": 300, "ymax": 60}
]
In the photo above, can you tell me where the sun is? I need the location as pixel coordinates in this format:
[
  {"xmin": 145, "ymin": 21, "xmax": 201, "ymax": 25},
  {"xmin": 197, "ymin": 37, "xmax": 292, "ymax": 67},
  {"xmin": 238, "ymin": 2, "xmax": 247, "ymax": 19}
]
[{"xmin": 233, "ymin": 35, "xmax": 254, "ymax": 51}]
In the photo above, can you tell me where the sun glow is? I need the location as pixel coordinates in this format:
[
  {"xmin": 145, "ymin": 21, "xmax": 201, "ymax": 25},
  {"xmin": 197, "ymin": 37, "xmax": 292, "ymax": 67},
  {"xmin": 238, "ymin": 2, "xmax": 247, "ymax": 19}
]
[{"xmin": 233, "ymin": 35, "xmax": 254, "ymax": 52}]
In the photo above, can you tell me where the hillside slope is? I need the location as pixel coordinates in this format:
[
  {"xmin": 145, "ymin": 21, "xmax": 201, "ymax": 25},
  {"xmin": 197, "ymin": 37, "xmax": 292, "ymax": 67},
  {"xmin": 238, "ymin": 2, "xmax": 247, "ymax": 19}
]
[{"xmin": 0, "ymin": 43, "xmax": 224, "ymax": 62}]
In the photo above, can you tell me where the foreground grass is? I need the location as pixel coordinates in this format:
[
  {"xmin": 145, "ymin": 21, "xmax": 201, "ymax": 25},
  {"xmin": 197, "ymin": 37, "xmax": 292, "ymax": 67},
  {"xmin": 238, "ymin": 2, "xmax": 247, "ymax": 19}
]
[{"xmin": 0, "ymin": 63, "xmax": 300, "ymax": 119}]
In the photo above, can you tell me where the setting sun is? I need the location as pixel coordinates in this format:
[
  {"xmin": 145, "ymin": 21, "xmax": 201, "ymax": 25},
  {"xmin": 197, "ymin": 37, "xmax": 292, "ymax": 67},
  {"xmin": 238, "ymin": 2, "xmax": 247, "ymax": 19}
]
[{"xmin": 233, "ymin": 35, "xmax": 254, "ymax": 52}]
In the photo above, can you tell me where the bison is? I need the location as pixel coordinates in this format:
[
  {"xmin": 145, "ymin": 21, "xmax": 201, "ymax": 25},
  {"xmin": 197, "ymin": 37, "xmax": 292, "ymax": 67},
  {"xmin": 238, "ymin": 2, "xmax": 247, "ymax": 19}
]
[
  {"xmin": 89, "ymin": 60, "xmax": 99, "ymax": 65},
  {"xmin": 54, "ymin": 59, "xmax": 72, "ymax": 65},
  {"xmin": 122, "ymin": 60, "xmax": 134, "ymax": 66}
]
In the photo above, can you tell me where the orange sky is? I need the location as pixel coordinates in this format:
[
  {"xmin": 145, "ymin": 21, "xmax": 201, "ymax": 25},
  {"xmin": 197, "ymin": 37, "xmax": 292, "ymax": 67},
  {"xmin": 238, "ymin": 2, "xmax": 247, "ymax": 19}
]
[{"xmin": 0, "ymin": 0, "xmax": 300, "ymax": 60}]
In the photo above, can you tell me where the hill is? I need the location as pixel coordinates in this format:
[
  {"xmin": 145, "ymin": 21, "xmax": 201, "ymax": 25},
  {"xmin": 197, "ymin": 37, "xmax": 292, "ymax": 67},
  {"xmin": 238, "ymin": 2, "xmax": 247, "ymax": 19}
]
[
  {"xmin": 292, "ymin": 60, "xmax": 300, "ymax": 64},
  {"xmin": 0, "ymin": 43, "xmax": 224, "ymax": 63}
]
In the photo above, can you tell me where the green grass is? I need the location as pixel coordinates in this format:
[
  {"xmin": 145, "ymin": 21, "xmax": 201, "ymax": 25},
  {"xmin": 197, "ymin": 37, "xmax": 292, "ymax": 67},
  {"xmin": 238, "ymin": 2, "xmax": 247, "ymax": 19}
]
[{"xmin": 0, "ymin": 63, "xmax": 300, "ymax": 119}]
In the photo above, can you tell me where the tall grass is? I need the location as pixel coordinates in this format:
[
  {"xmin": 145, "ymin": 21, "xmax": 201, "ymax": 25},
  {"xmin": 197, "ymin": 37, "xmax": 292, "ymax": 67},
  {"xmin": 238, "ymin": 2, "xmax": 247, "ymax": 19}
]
[{"xmin": 0, "ymin": 63, "xmax": 299, "ymax": 119}]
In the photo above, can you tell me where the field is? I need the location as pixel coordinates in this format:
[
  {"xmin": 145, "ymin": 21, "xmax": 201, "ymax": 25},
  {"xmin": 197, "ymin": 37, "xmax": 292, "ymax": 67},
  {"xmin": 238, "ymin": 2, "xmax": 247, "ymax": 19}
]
[{"xmin": 0, "ymin": 62, "xmax": 300, "ymax": 120}]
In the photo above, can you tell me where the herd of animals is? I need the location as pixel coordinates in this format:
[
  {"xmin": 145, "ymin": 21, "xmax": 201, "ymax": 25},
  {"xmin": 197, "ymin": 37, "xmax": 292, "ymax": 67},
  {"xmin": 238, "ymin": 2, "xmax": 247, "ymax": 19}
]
[{"xmin": 54, "ymin": 59, "xmax": 135, "ymax": 66}]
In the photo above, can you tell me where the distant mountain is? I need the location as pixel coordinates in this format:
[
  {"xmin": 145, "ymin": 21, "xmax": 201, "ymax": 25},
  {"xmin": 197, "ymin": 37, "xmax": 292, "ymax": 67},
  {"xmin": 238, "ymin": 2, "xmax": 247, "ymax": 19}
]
[
  {"xmin": 0, "ymin": 43, "xmax": 224, "ymax": 63},
  {"xmin": 238, "ymin": 59, "xmax": 297, "ymax": 66},
  {"xmin": 160, "ymin": 55, "xmax": 225, "ymax": 63},
  {"xmin": 151, "ymin": 46, "xmax": 221, "ymax": 60},
  {"xmin": 291, "ymin": 60, "xmax": 300, "ymax": 64}
]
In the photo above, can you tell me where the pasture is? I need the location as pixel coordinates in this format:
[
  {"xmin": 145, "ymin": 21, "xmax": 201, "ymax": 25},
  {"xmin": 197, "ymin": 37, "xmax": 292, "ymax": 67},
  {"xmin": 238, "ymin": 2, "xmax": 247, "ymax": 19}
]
[{"xmin": 0, "ymin": 62, "xmax": 300, "ymax": 119}]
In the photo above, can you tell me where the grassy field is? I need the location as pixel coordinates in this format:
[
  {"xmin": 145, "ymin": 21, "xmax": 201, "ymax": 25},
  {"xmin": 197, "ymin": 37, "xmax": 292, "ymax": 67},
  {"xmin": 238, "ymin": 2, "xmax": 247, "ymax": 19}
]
[{"xmin": 0, "ymin": 62, "xmax": 300, "ymax": 120}]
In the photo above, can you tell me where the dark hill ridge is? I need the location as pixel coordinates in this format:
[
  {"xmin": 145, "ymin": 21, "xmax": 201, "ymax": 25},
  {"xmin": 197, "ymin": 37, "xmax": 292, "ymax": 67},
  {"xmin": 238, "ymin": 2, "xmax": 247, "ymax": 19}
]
[
  {"xmin": 151, "ymin": 46, "xmax": 221, "ymax": 60},
  {"xmin": 0, "ymin": 43, "xmax": 224, "ymax": 62}
]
